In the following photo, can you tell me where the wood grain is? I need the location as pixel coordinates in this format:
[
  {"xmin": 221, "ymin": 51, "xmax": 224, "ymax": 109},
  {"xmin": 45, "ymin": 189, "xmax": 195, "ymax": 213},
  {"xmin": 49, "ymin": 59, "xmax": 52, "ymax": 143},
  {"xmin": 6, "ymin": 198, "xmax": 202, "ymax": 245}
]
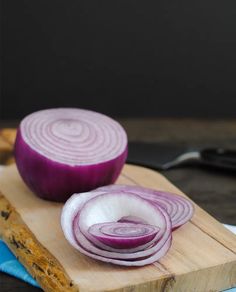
[{"xmin": 0, "ymin": 164, "xmax": 236, "ymax": 292}]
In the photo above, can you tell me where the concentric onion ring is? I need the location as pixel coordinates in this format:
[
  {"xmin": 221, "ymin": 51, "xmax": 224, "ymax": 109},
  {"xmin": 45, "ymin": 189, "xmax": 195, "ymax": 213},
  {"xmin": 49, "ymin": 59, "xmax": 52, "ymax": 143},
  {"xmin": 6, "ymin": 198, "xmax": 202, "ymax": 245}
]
[
  {"xmin": 61, "ymin": 185, "xmax": 194, "ymax": 266},
  {"xmin": 97, "ymin": 185, "xmax": 194, "ymax": 229},
  {"xmin": 61, "ymin": 190, "xmax": 173, "ymax": 266},
  {"xmin": 14, "ymin": 108, "xmax": 128, "ymax": 201}
]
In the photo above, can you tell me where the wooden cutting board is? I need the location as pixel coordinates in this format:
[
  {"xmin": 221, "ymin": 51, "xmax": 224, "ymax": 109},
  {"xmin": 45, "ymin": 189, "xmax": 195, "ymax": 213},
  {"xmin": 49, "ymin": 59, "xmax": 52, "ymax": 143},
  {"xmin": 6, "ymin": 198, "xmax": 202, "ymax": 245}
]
[{"xmin": 0, "ymin": 164, "xmax": 236, "ymax": 292}]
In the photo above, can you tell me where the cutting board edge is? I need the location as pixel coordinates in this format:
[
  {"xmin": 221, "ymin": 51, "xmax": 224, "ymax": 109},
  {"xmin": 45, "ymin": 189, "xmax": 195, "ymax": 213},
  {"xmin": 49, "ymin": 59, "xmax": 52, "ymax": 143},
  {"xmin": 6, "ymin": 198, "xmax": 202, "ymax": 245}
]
[
  {"xmin": 103, "ymin": 260, "xmax": 236, "ymax": 292},
  {"xmin": 0, "ymin": 193, "xmax": 78, "ymax": 292}
]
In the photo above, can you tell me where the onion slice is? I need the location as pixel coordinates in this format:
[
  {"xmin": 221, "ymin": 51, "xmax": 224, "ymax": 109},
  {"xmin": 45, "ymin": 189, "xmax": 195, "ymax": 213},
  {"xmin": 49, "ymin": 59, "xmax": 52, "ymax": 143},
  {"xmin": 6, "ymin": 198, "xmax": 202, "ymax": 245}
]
[
  {"xmin": 61, "ymin": 190, "xmax": 172, "ymax": 266},
  {"xmin": 118, "ymin": 216, "xmax": 148, "ymax": 224},
  {"xmin": 97, "ymin": 185, "xmax": 194, "ymax": 229},
  {"xmin": 88, "ymin": 222, "xmax": 159, "ymax": 249},
  {"xmin": 75, "ymin": 192, "xmax": 171, "ymax": 260},
  {"xmin": 61, "ymin": 186, "xmax": 193, "ymax": 266},
  {"xmin": 14, "ymin": 108, "xmax": 128, "ymax": 201}
]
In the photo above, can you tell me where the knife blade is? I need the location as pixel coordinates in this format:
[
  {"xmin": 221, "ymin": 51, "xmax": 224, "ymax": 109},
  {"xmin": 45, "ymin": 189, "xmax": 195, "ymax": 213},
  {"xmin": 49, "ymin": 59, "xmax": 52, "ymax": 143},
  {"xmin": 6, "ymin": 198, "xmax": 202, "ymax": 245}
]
[{"xmin": 127, "ymin": 142, "xmax": 236, "ymax": 171}]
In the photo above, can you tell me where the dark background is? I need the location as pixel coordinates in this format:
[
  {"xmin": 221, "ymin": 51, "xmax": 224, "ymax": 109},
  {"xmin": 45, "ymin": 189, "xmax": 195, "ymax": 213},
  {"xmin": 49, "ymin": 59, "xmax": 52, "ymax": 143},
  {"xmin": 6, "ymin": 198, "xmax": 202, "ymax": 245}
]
[{"xmin": 1, "ymin": 1, "xmax": 236, "ymax": 120}]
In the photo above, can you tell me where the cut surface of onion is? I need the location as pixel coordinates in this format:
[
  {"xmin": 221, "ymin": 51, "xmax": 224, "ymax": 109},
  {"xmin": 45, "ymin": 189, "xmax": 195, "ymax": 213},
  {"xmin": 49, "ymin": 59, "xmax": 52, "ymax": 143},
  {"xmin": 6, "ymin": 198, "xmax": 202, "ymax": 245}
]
[
  {"xmin": 97, "ymin": 185, "xmax": 194, "ymax": 229},
  {"xmin": 14, "ymin": 108, "xmax": 128, "ymax": 201},
  {"xmin": 61, "ymin": 190, "xmax": 174, "ymax": 266}
]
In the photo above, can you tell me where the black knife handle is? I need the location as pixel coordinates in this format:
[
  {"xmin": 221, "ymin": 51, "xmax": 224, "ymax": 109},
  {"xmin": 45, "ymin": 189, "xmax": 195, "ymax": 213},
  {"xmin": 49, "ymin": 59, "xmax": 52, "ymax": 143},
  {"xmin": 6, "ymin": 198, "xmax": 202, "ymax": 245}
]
[{"xmin": 200, "ymin": 148, "xmax": 236, "ymax": 170}]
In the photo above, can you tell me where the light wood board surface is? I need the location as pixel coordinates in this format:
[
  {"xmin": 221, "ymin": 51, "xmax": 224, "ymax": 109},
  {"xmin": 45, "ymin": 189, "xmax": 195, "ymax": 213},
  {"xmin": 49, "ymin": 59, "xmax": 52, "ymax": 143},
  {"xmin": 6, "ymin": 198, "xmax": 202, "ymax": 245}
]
[{"xmin": 0, "ymin": 164, "xmax": 236, "ymax": 292}]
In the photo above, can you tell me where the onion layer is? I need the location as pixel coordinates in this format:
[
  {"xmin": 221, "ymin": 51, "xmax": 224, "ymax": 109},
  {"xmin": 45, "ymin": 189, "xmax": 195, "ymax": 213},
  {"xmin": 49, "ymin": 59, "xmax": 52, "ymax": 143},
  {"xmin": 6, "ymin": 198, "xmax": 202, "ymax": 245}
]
[
  {"xmin": 97, "ymin": 185, "xmax": 194, "ymax": 229},
  {"xmin": 61, "ymin": 185, "xmax": 193, "ymax": 266},
  {"xmin": 88, "ymin": 222, "xmax": 159, "ymax": 249},
  {"xmin": 14, "ymin": 108, "xmax": 128, "ymax": 201}
]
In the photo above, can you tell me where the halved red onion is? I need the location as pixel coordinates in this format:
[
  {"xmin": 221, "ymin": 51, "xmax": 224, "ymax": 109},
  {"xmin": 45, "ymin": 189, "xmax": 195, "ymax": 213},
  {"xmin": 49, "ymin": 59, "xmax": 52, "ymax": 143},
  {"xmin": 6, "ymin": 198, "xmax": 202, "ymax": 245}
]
[
  {"xmin": 97, "ymin": 185, "xmax": 194, "ymax": 229},
  {"xmin": 61, "ymin": 190, "xmax": 172, "ymax": 266},
  {"xmin": 14, "ymin": 108, "xmax": 128, "ymax": 201}
]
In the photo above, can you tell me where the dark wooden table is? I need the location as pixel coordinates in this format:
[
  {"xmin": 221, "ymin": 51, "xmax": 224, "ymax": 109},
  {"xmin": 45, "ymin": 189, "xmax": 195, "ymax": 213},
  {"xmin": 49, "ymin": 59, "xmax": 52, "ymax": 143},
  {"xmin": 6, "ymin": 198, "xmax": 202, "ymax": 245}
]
[{"xmin": 1, "ymin": 118, "xmax": 236, "ymax": 291}]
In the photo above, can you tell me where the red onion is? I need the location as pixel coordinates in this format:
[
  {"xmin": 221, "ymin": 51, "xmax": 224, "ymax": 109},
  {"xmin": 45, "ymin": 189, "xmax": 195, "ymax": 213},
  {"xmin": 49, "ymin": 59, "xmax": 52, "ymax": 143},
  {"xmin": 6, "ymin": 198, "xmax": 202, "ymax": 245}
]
[
  {"xmin": 14, "ymin": 108, "xmax": 128, "ymax": 201},
  {"xmin": 118, "ymin": 216, "xmax": 148, "ymax": 224},
  {"xmin": 61, "ymin": 186, "xmax": 193, "ymax": 266},
  {"xmin": 97, "ymin": 185, "xmax": 194, "ymax": 229},
  {"xmin": 88, "ymin": 222, "xmax": 159, "ymax": 249},
  {"xmin": 61, "ymin": 190, "xmax": 173, "ymax": 266}
]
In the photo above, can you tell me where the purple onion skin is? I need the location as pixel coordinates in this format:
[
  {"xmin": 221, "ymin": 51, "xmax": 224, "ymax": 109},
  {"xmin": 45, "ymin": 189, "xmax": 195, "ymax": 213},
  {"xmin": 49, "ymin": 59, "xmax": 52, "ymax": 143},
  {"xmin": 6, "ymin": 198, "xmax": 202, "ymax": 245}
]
[{"xmin": 14, "ymin": 129, "xmax": 128, "ymax": 202}]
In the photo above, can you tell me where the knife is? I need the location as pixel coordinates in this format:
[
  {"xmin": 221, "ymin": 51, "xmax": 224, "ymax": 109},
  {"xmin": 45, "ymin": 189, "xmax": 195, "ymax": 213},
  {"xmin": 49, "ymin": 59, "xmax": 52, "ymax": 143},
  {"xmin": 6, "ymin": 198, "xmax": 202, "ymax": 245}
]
[{"xmin": 127, "ymin": 142, "xmax": 236, "ymax": 171}]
